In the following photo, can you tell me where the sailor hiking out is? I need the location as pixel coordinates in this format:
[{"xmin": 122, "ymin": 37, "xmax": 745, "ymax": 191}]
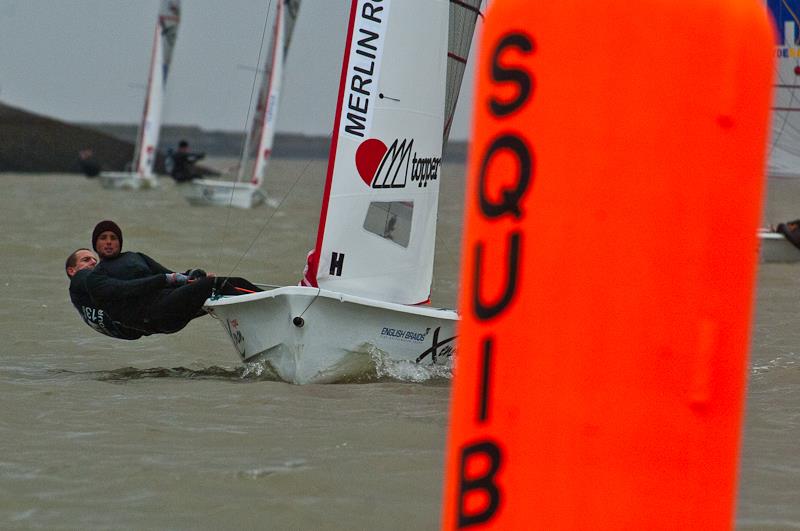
[{"xmin": 66, "ymin": 220, "xmax": 260, "ymax": 339}]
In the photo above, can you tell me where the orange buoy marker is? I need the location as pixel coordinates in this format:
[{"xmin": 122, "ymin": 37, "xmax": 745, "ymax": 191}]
[{"xmin": 442, "ymin": 1, "xmax": 774, "ymax": 529}]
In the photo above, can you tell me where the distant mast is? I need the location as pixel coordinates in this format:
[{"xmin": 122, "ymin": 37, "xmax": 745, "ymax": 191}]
[{"xmin": 132, "ymin": 0, "xmax": 180, "ymax": 178}]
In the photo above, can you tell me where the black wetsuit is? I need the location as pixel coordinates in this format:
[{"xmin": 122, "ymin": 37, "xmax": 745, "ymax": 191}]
[
  {"xmin": 86, "ymin": 251, "xmax": 262, "ymax": 336},
  {"xmin": 68, "ymin": 269, "xmax": 145, "ymax": 340},
  {"xmin": 777, "ymin": 219, "xmax": 800, "ymax": 250},
  {"xmin": 169, "ymin": 150, "xmax": 205, "ymax": 183},
  {"xmin": 78, "ymin": 157, "xmax": 101, "ymax": 177}
]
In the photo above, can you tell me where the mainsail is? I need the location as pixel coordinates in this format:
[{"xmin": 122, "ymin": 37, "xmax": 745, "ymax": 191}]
[
  {"xmin": 238, "ymin": 0, "xmax": 301, "ymax": 186},
  {"xmin": 443, "ymin": 0, "xmax": 482, "ymax": 146},
  {"xmin": 768, "ymin": 0, "xmax": 800, "ymax": 177},
  {"xmin": 305, "ymin": 0, "xmax": 449, "ymax": 305},
  {"xmin": 132, "ymin": 0, "xmax": 180, "ymax": 178}
]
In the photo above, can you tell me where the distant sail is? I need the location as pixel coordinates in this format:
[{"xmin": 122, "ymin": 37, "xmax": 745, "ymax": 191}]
[
  {"xmin": 767, "ymin": 0, "xmax": 800, "ymax": 177},
  {"xmin": 132, "ymin": 0, "xmax": 181, "ymax": 178},
  {"xmin": 160, "ymin": 0, "xmax": 180, "ymax": 82},
  {"xmin": 443, "ymin": 0, "xmax": 482, "ymax": 146},
  {"xmin": 283, "ymin": 0, "xmax": 301, "ymax": 57},
  {"xmin": 239, "ymin": 0, "xmax": 301, "ymax": 185}
]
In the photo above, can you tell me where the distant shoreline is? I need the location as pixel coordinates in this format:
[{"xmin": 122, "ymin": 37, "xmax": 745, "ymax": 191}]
[
  {"xmin": 78, "ymin": 122, "xmax": 470, "ymax": 162},
  {"xmin": 0, "ymin": 100, "xmax": 468, "ymax": 174}
]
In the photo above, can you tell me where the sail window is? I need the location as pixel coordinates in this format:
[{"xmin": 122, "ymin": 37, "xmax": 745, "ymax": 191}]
[{"xmin": 363, "ymin": 201, "xmax": 413, "ymax": 247}]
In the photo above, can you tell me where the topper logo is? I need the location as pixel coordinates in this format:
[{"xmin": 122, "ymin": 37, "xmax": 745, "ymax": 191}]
[
  {"xmin": 355, "ymin": 138, "xmax": 412, "ymax": 188},
  {"xmin": 355, "ymin": 138, "xmax": 441, "ymax": 189}
]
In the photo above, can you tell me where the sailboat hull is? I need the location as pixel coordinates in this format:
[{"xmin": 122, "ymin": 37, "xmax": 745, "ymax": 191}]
[
  {"xmin": 204, "ymin": 286, "xmax": 458, "ymax": 384},
  {"xmin": 759, "ymin": 230, "xmax": 800, "ymax": 262},
  {"xmin": 184, "ymin": 178, "xmax": 266, "ymax": 209},
  {"xmin": 99, "ymin": 171, "xmax": 158, "ymax": 190}
]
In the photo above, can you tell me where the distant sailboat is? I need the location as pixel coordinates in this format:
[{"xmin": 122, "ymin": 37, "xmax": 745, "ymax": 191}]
[
  {"xmin": 185, "ymin": 0, "xmax": 301, "ymax": 209},
  {"xmin": 204, "ymin": 0, "xmax": 482, "ymax": 384},
  {"xmin": 100, "ymin": 0, "xmax": 180, "ymax": 190},
  {"xmin": 760, "ymin": 0, "xmax": 800, "ymax": 261}
]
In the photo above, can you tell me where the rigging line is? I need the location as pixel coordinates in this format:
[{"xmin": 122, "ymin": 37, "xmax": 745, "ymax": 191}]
[
  {"xmin": 771, "ymin": 0, "xmax": 800, "ymax": 163},
  {"xmin": 768, "ymin": 70, "xmax": 800, "ymax": 191},
  {"xmin": 767, "ymin": 59, "xmax": 800, "ymax": 157},
  {"xmin": 219, "ymin": 156, "xmax": 319, "ymax": 291},
  {"xmin": 767, "ymin": 69, "xmax": 800, "ymax": 222},
  {"xmin": 298, "ymin": 288, "xmax": 322, "ymax": 319},
  {"xmin": 215, "ymin": 0, "xmax": 275, "ymax": 276},
  {"xmin": 781, "ymin": 0, "xmax": 800, "ymax": 39}
]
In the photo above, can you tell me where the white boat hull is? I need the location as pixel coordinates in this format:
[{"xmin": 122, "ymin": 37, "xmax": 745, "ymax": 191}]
[
  {"xmin": 184, "ymin": 178, "xmax": 266, "ymax": 209},
  {"xmin": 99, "ymin": 171, "xmax": 158, "ymax": 190},
  {"xmin": 759, "ymin": 230, "xmax": 800, "ymax": 262},
  {"xmin": 204, "ymin": 285, "xmax": 458, "ymax": 384}
]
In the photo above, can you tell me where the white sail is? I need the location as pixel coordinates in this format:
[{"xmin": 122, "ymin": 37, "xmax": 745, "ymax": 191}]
[
  {"xmin": 133, "ymin": 0, "xmax": 181, "ymax": 179},
  {"xmin": 768, "ymin": 0, "xmax": 800, "ymax": 177},
  {"xmin": 443, "ymin": 0, "xmax": 482, "ymax": 145},
  {"xmin": 239, "ymin": 0, "xmax": 288, "ymax": 186},
  {"xmin": 186, "ymin": 0, "xmax": 300, "ymax": 208},
  {"xmin": 305, "ymin": 0, "xmax": 449, "ymax": 305}
]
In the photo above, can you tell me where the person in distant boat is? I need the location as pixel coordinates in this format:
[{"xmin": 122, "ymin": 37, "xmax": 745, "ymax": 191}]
[
  {"xmin": 167, "ymin": 139, "xmax": 205, "ymax": 183},
  {"xmin": 78, "ymin": 220, "xmax": 261, "ymax": 337},
  {"xmin": 774, "ymin": 219, "xmax": 800, "ymax": 250},
  {"xmin": 77, "ymin": 148, "xmax": 101, "ymax": 178},
  {"xmin": 65, "ymin": 247, "xmax": 147, "ymax": 340}
]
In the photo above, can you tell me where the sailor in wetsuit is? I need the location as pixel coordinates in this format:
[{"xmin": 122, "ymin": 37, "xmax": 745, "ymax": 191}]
[
  {"xmin": 66, "ymin": 220, "xmax": 261, "ymax": 339},
  {"xmin": 167, "ymin": 140, "xmax": 205, "ymax": 183},
  {"xmin": 65, "ymin": 248, "xmax": 145, "ymax": 340},
  {"xmin": 88, "ymin": 220, "xmax": 262, "ymax": 335},
  {"xmin": 775, "ymin": 219, "xmax": 800, "ymax": 250}
]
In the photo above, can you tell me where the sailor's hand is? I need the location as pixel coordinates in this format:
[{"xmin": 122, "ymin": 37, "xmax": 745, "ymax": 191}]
[
  {"xmin": 166, "ymin": 272, "xmax": 189, "ymax": 286},
  {"xmin": 186, "ymin": 268, "xmax": 207, "ymax": 280}
]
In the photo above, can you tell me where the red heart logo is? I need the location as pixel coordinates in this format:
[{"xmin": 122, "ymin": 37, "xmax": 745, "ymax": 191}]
[{"xmin": 355, "ymin": 138, "xmax": 387, "ymax": 186}]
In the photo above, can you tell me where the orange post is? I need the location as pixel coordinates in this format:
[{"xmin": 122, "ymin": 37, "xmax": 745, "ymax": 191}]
[{"xmin": 442, "ymin": 1, "xmax": 775, "ymax": 529}]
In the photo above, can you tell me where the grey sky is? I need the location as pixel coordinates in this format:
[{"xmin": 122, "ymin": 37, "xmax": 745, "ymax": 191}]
[{"xmin": 0, "ymin": 0, "xmax": 480, "ymax": 140}]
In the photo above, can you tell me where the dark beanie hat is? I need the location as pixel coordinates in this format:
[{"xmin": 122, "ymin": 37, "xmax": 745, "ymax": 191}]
[{"xmin": 92, "ymin": 220, "xmax": 123, "ymax": 252}]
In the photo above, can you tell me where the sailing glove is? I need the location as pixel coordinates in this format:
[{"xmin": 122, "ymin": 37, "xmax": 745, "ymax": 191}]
[
  {"xmin": 186, "ymin": 268, "xmax": 207, "ymax": 280},
  {"xmin": 166, "ymin": 272, "xmax": 189, "ymax": 286}
]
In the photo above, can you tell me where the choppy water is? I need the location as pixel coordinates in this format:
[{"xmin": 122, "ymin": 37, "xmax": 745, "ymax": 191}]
[{"xmin": 0, "ymin": 163, "xmax": 798, "ymax": 529}]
